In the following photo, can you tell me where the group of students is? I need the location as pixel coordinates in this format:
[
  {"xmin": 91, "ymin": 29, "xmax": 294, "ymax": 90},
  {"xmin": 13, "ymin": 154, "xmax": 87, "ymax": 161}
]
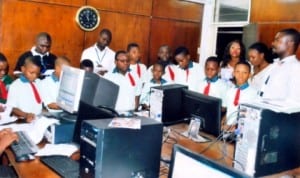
[{"xmin": 0, "ymin": 28, "xmax": 298, "ymax": 136}]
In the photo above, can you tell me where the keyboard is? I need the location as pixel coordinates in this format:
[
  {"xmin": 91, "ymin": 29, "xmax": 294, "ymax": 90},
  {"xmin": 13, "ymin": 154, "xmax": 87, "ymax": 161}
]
[
  {"xmin": 40, "ymin": 156, "xmax": 79, "ymax": 178},
  {"xmin": 43, "ymin": 111, "xmax": 77, "ymax": 122},
  {"xmin": 10, "ymin": 131, "xmax": 38, "ymax": 160}
]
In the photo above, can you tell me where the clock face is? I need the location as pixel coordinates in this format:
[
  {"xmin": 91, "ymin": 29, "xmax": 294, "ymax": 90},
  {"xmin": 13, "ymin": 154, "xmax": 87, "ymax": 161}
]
[{"xmin": 76, "ymin": 6, "xmax": 100, "ymax": 31}]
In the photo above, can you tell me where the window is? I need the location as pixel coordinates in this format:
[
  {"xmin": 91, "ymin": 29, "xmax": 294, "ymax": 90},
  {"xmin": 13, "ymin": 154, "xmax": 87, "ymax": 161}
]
[{"xmin": 214, "ymin": 0, "xmax": 250, "ymax": 23}]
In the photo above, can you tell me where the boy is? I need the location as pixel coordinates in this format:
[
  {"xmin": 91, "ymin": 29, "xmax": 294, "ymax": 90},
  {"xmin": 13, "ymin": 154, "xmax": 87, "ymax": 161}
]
[
  {"xmin": 224, "ymin": 61, "xmax": 257, "ymax": 126},
  {"xmin": 40, "ymin": 56, "xmax": 71, "ymax": 111},
  {"xmin": 193, "ymin": 56, "xmax": 227, "ymax": 104},
  {"xmin": 127, "ymin": 43, "xmax": 147, "ymax": 81},
  {"xmin": 0, "ymin": 53, "xmax": 13, "ymax": 103},
  {"xmin": 173, "ymin": 46, "xmax": 205, "ymax": 90},
  {"xmin": 80, "ymin": 59, "xmax": 94, "ymax": 72},
  {"xmin": 7, "ymin": 56, "xmax": 42, "ymax": 122},
  {"xmin": 144, "ymin": 45, "xmax": 175, "ymax": 82},
  {"xmin": 104, "ymin": 50, "xmax": 142, "ymax": 113},
  {"xmin": 140, "ymin": 63, "xmax": 168, "ymax": 110}
]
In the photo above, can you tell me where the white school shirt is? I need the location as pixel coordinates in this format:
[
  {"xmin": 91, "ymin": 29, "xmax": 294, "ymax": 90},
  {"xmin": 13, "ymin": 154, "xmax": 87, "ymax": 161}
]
[
  {"xmin": 144, "ymin": 64, "xmax": 176, "ymax": 83},
  {"xmin": 192, "ymin": 77, "xmax": 228, "ymax": 106},
  {"xmin": 6, "ymin": 76, "xmax": 43, "ymax": 115},
  {"xmin": 249, "ymin": 64, "xmax": 274, "ymax": 92},
  {"xmin": 225, "ymin": 83, "xmax": 257, "ymax": 125},
  {"xmin": 220, "ymin": 65, "xmax": 234, "ymax": 87},
  {"xmin": 80, "ymin": 44, "xmax": 115, "ymax": 73},
  {"xmin": 40, "ymin": 74, "xmax": 60, "ymax": 108},
  {"xmin": 261, "ymin": 55, "xmax": 300, "ymax": 102},
  {"xmin": 140, "ymin": 78, "xmax": 168, "ymax": 106},
  {"xmin": 173, "ymin": 61, "xmax": 205, "ymax": 90},
  {"xmin": 104, "ymin": 68, "xmax": 142, "ymax": 112},
  {"xmin": 130, "ymin": 63, "xmax": 147, "ymax": 83}
]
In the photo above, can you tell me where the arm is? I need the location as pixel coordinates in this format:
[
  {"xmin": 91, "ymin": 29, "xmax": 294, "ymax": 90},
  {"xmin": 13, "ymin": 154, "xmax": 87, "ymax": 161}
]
[
  {"xmin": 11, "ymin": 107, "xmax": 35, "ymax": 123},
  {"xmin": 0, "ymin": 129, "xmax": 18, "ymax": 155}
]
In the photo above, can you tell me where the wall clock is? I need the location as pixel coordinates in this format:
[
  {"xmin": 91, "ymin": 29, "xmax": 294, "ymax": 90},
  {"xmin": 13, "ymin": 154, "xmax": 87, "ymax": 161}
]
[{"xmin": 75, "ymin": 6, "xmax": 100, "ymax": 31}]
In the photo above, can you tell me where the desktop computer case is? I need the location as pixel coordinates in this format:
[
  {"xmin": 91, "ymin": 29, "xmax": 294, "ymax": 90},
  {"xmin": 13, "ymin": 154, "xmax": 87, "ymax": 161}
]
[
  {"xmin": 80, "ymin": 117, "xmax": 163, "ymax": 178},
  {"xmin": 149, "ymin": 84, "xmax": 187, "ymax": 125},
  {"xmin": 234, "ymin": 104, "xmax": 300, "ymax": 177}
]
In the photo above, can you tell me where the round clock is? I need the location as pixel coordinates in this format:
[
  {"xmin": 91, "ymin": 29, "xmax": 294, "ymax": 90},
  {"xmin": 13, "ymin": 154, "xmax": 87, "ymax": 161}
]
[{"xmin": 75, "ymin": 6, "xmax": 100, "ymax": 31}]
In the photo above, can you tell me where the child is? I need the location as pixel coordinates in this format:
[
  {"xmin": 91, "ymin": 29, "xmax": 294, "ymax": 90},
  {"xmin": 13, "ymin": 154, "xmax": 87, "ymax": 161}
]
[
  {"xmin": 80, "ymin": 59, "xmax": 94, "ymax": 72},
  {"xmin": 140, "ymin": 63, "xmax": 168, "ymax": 110},
  {"xmin": 193, "ymin": 56, "xmax": 227, "ymax": 105},
  {"xmin": 144, "ymin": 45, "xmax": 175, "ymax": 83},
  {"xmin": 0, "ymin": 53, "xmax": 13, "ymax": 103},
  {"xmin": 224, "ymin": 61, "xmax": 257, "ymax": 126},
  {"xmin": 40, "ymin": 56, "xmax": 71, "ymax": 111},
  {"xmin": 127, "ymin": 43, "xmax": 147, "ymax": 82},
  {"xmin": 104, "ymin": 50, "xmax": 142, "ymax": 113},
  {"xmin": 6, "ymin": 56, "xmax": 42, "ymax": 122},
  {"xmin": 173, "ymin": 46, "xmax": 205, "ymax": 90}
]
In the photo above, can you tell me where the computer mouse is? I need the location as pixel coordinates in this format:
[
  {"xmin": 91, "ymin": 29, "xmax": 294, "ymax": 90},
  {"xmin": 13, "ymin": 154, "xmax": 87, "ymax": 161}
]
[{"xmin": 15, "ymin": 154, "xmax": 31, "ymax": 162}]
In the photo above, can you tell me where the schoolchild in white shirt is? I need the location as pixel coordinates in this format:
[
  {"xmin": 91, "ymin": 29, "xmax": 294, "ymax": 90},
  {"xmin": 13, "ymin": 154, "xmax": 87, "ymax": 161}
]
[
  {"xmin": 193, "ymin": 56, "xmax": 228, "ymax": 106},
  {"xmin": 173, "ymin": 46, "xmax": 205, "ymax": 90},
  {"xmin": 80, "ymin": 59, "xmax": 94, "ymax": 73},
  {"xmin": 127, "ymin": 43, "xmax": 147, "ymax": 83},
  {"xmin": 104, "ymin": 50, "xmax": 142, "ymax": 113},
  {"xmin": 40, "ymin": 56, "xmax": 71, "ymax": 111},
  {"xmin": 140, "ymin": 63, "xmax": 168, "ymax": 110},
  {"xmin": 7, "ymin": 56, "xmax": 43, "ymax": 122},
  {"xmin": 224, "ymin": 61, "xmax": 257, "ymax": 126}
]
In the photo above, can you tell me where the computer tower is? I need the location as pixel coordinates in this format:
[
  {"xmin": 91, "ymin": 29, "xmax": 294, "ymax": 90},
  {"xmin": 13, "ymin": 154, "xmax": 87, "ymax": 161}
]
[
  {"xmin": 149, "ymin": 84, "xmax": 187, "ymax": 125},
  {"xmin": 80, "ymin": 117, "xmax": 163, "ymax": 178},
  {"xmin": 233, "ymin": 103, "xmax": 300, "ymax": 177}
]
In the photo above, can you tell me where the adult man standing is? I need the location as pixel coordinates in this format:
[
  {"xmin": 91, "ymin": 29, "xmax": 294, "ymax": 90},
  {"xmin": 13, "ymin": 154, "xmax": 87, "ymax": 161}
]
[
  {"xmin": 260, "ymin": 28, "xmax": 300, "ymax": 102},
  {"xmin": 81, "ymin": 29, "xmax": 115, "ymax": 75},
  {"xmin": 14, "ymin": 32, "xmax": 56, "ymax": 76}
]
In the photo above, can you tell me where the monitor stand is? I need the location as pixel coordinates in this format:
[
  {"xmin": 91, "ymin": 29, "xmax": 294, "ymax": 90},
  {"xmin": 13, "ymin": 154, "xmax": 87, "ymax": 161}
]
[{"xmin": 181, "ymin": 118, "xmax": 210, "ymax": 143}]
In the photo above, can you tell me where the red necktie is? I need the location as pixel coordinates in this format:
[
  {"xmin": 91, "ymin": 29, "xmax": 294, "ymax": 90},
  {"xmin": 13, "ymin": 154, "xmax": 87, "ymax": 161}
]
[
  {"xmin": 168, "ymin": 66, "xmax": 175, "ymax": 81},
  {"xmin": 30, "ymin": 82, "xmax": 41, "ymax": 104},
  {"xmin": 128, "ymin": 73, "xmax": 136, "ymax": 86},
  {"xmin": 233, "ymin": 88, "xmax": 240, "ymax": 106},
  {"xmin": 186, "ymin": 69, "xmax": 189, "ymax": 82},
  {"xmin": 137, "ymin": 64, "xmax": 141, "ymax": 78},
  {"xmin": 0, "ymin": 81, "xmax": 8, "ymax": 99},
  {"xmin": 203, "ymin": 82, "xmax": 210, "ymax": 95}
]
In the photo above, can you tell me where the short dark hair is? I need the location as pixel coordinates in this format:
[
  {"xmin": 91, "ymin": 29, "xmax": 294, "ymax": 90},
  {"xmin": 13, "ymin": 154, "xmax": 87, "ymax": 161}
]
[
  {"xmin": 100, "ymin": 28, "xmax": 112, "ymax": 42},
  {"xmin": 36, "ymin": 32, "xmax": 52, "ymax": 42},
  {"xmin": 24, "ymin": 56, "xmax": 42, "ymax": 68},
  {"xmin": 115, "ymin": 50, "xmax": 127, "ymax": 60},
  {"xmin": 279, "ymin": 28, "xmax": 300, "ymax": 52},
  {"xmin": 174, "ymin": 46, "xmax": 190, "ymax": 56},
  {"xmin": 0, "ymin": 52, "xmax": 7, "ymax": 62},
  {"xmin": 249, "ymin": 42, "xmax": 273, "ymax": 63},
  {"xmin": 127, "ymin": 43, "xmax": 139, "ymax": 52},
  {"xmin": 152, "ymin": 63, "xmax": 165, "ymax": 73},
  {"xmin": 205, "ymin": 56, "xmax": 220, "ymax": 66},
  {"xmin": 235, "ymin": 61, "xmax": 251, "ymax": 72},
  {"xmin": 80, "ymin": 59, "xmax": 94, "ymax": 69}
]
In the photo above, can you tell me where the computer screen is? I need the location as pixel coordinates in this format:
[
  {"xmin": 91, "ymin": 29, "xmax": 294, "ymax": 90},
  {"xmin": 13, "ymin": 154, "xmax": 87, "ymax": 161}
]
[
  {"xmin": 57, "ymin": 66, "xmax": 85, "ymax": 114},
  {"xmin": 181, "ymin": 89, "xmax": 222, "ymax": 137},
  {"xmin": 168, "ymin": 144, "xmax": 250, "ymax": 178}
]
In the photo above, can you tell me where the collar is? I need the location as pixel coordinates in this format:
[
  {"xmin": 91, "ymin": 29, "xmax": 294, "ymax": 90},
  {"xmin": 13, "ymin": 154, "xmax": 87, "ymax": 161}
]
[
  {"xmin": 51, "ymin": 73, "xmax": 59, "ymax": 82},
  {"xmin": 205, "ymin": 75, "xmax": 219, "ymax": 83},
  {"xmin": 279, "ymin": 55, "xmax": 297, "ymax": 64},
  {"xmin": 94, "ymin": 43, "xmax": 108, "ymax": 52},
  {"xmin": 179, "ymin": 61, "xmax": 193, "ymax": 70},
  {"xmin": 236, "ymin": 82, "xmax": 249, "ymax": 90},
  {"xmin": 150, "ymin": 78, "xmax": 167, "ymax": 84},
  {"xmin": 31, "ymin": 46, "xmax": 49, "ymax": 57},
  {"xmin": 112, "ymin": 67, "xmax": 131, "ymax": 74},
  {"xmin": 19, "ymin": 75, "xmax": 30, "ymax": 83}
]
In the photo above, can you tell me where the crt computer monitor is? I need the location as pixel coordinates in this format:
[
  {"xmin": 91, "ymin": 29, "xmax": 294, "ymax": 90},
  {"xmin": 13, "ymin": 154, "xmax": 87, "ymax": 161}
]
[
  {"xmin": 181, "ymin": 89, "xmax": 222, "ymax": 137},
  {"xmin": 168, "ymin": 144, "xmax": 250, "ymax": 178},
  {"xmin": 56, "ymin": 66, "xmax": 85, "ymax": 114}
]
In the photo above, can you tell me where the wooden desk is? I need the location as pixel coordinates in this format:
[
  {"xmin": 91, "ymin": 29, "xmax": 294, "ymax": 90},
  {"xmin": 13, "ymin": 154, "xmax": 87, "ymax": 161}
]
[{"xmin": 5, "ymin": 123, "xmax": 300, "ymax": 178}]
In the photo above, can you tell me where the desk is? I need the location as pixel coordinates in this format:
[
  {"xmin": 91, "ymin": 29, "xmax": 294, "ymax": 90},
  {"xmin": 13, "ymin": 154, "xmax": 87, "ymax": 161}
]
[{"xmin": 5, "ymin": 123, "xmax": 300, "ymax": 178}]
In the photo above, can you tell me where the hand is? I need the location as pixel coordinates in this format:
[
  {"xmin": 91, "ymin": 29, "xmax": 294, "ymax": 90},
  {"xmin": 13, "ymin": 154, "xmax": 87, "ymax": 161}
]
[
  {"xmin": 25, "ymin": 113, "xmax": 35, "ymax": 123},
  {"xmin": 0, "ymin": 129, "xmax": 18, "ymax": 153},
  {"xmin": 97, "ymin": 70, "xmax": 108, "ymax": 76},
  {"xmin": 47, "ymin": 103, "xmax": 61, "ymax": 110},
  {"xmin": 0, "ymin": 105, "xmax": 6, "ymax": 112}
]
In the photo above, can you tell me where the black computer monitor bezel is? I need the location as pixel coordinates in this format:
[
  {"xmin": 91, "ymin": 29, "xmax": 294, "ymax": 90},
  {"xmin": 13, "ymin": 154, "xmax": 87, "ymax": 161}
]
[
  {"xmin": 168, "ymin": 144, "xmax": 250, "ymax": 178},
  {"xmin": 181, "ymin": 89, "xmax": 222, "ymax": 137}
]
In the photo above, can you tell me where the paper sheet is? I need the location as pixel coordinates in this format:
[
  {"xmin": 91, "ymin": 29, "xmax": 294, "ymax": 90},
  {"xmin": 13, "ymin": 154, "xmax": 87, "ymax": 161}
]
[
  {"xmin": 0, "ymin": 116, "xmax": 59, "ymax": 144},
  {"xmin": 0, "ymin": 105, "xmax": 17, "ymax": 125},
  {"xmin": 108, "ymin": 118, "xmax": 141, "ymax": 129},
  {"xmin": 35, "ymin": 143, "xmax": 79, "ymax": 157}
]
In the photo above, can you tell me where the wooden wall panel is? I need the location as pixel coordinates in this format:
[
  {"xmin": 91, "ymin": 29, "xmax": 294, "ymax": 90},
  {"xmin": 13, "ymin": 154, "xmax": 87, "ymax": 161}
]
[
  {"xmin": 88, "ymin": 0, "xmax": 152, "ymax": 16},
  {"xmin": 149, "ymin": 18, "xmax": 201, "ymax": 65},
  {"xmin": 251, "ymin": 0, "xmax": 300, "ymax": 22},
  {"xmin": 83, "ymin": 11, "xmax": 151, "ymax": 65},
  {"xmin": 152, "ymin": 0, "xmax": 203, "ymax": 22},
  {"xmin": 20, "ymin": 0, "xmax": 85, "ymax": 6}
]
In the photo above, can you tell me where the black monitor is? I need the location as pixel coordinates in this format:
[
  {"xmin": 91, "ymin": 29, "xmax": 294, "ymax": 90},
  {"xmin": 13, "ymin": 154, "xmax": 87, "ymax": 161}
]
[
  {"xmin": 181, "ymin": 89, "xmax": 222, "ymax": 137},
  {"xmin": 168, "ymin": 144, "xmax": 250, "ymax": 178}
]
